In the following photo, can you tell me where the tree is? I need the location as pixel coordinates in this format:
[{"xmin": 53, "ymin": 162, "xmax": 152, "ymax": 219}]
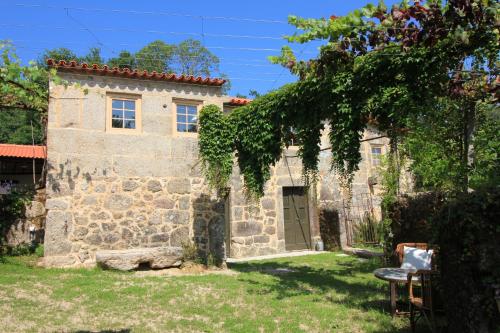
[
  {"xmin": 107, "ymin": 50, "xmax": 136, "ymax": 70},
  {"xmin": 38, "ymin": 46, "xmax": 103, "ymax": 68},
  {"xmin": 248, "ymin": 90, "xmax": 261, "ymax": 98},
  {"xmin": 1, "ymin": 42, "xmax": 51, "ymax": 116},
  {"xmin": 106, "ymin": 39, "xmax": 221, "ymax": 78},
  {"xmin": 172, "ymin": 39, "xmax": 220, "ymax": 77},
  {"xmin": 0, "ymin": 109, "xmax": 44, "ymax": 144},
  {"xmin": 135, "ymin": 40, "xmax": 175, "ymax": 73},
  {"xmin": 80, "ymin": 47, "xmax": 104, "ymax": 66},
  {"xmin": 37, "ymin": 47, "xmax": 78, "ymax": 67}
]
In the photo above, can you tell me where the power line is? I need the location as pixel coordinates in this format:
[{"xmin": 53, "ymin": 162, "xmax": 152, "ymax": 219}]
[
  {"xmin": 9, "ymin": 41, "xmax": 283, "ymax": 62},
  {"xmin": 270, "ymin": 41, "xmax": 310, "ymax": 89},
  {"xmin": 0, "ymin": 23, "xmax": 285, "ymax": 40},
  {"xmin": 12, "ymin": 3, "xmax": 289, "ymax": 24},
  {"xmin": 64, "ymin": 8, "xmax": 103, "ymax": 47},
  {"xmin": 12, "ymin": 46, "xmax": 287, "ymax": 69},
  {"xmin": 11, "ymin": 43, "xmax": 313, "ymax": 55},
  {"xmin": 227, "ymin": 77, "xmax": 291, "ymax": 82},
  {"xmin": 9, "ymin": 3, "xmax": 457, "ymax": 31}
]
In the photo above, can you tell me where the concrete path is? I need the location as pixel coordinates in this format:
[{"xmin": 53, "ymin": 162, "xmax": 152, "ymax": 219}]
[{"xmin": 227, "ymin": 250, "xmax": 327, "ymax": 263}]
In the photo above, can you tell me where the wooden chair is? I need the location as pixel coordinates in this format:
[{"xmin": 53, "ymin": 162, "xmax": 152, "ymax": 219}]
[
  {"xmin": 407, "ymin": 270, "xmax": 441, "ymax": 333},
  {"xmin": 395, "ymin": 242, "xmax": 429, "ymax": 266},
  {"xmin": 385, "ymin": 243, "xmax": 430, "ymax": 316}
]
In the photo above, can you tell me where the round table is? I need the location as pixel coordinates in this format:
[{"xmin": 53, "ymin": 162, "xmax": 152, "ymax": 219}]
[{"xmin": 374, "ymin": 267, "xmax": 418, "ymax": 316}]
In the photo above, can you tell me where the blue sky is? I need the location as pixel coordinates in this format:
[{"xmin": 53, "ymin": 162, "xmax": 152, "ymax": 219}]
[{"xmin": 1, "ymin": 0, "xmax": 399, "ymax": 96}]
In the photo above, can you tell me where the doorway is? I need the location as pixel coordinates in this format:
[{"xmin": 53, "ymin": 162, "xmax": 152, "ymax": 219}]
[{"xmin": 282, "ymin": 187, "xmax": 311, "ymax": 251}]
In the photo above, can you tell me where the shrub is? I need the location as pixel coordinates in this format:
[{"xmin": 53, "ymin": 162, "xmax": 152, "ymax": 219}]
[
  {"xmin": 0, "ymin": 189, "xmax": 34, "ymax": 256},
  {"xmin": 383, "ymin": 192, "xmax": 445, "ymax": 251},
  {"xmin": 35, "ymin": 244, "xmax": 44, "ymax": 257},
  {"xmin": 206, "ymin": 253, "xmax": 217, "ymax": 267},
  {"xmin": 434, "ymin": 187, "xmax": 500, "ymax": 332},
  {"xmin": 180, "ymin": 240, "xmax": 199, "ymax": 263},
  {"xmin": 6, "ymin": 243, "xmax": 36, "ymax": 256}
]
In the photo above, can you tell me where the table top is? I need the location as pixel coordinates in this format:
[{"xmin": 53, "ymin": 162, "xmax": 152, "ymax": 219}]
[{"xmin": 373, "ymin": 267, "xmax": 419, "ymax": 283}]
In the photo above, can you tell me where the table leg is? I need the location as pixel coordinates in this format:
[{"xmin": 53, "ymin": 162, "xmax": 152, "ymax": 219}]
[{"xmin": 390, "ymin": 281, "xmax": 397, "ymax": 316}]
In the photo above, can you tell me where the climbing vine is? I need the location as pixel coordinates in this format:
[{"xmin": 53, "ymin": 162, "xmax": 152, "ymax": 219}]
[
  {"xmin": 198, "ymin": 105, "xmax": 235, "ymax": 196},
  {"xmin": 199, "ymin": 0, "xmax": 499, "ymax": 198}
]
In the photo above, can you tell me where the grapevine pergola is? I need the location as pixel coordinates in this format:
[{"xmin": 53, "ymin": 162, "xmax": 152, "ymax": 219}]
[{"xmin": 200, "ymin": 0, "xmax": 498, "ymax": 198}]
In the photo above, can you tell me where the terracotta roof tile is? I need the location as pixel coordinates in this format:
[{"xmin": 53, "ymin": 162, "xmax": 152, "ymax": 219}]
[
  {"xmin": 227, "ymin": 98, "xmax": 252, "ymax": 106},
  {"xmin": 0, "ymin": 144, "xmax": 46, "ymax": 159},
  {"xmin": 47, "ymin": 59, "xmax": 226, "ymax": 87}
]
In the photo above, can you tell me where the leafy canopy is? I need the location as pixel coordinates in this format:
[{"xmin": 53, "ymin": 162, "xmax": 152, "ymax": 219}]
[
  {"xmin": 1, "ymin": 42, "xmax": 66, "ymax": 144},
  {"xmin": 198, "ymin": 0, "xmax": 499, "ymax": 197}
]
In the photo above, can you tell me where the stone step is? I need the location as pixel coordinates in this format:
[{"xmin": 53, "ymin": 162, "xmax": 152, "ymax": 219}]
[{"xmin": 96, "ymin": 247, "xmax": 183, "ymax": 271}]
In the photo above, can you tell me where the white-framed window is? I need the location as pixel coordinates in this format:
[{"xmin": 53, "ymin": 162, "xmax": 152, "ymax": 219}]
[
  {"xmin": 371, "ymin": 146, "xmax": 383, "ymax": 166},
  {"xmin": 174, "ymin": 102, "xmax": 200, "ymax": 134},
  {"xmin": 106, "ymin": 93, "xmax": 141, "ymax": 133}
]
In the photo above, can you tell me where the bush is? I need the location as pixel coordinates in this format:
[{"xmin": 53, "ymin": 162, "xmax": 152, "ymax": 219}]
[
  {"xmin": 383, "ymin": 192, "xmax": 445, "ymax": 252},
  {"xmin": 180, "ymin": 240, "xmax": 199, "ymax": 262},
  {"xmin": 0, "ymin": 189, "xmax": 34, "ymax": 256},
  {"xmin": 434, "ymin": 187, "xmax": 500, "ymax": 332},
  {"xmin": 35, "ymin": 244, "xmax": 44, "ymax": 257},
  {"xmin": 6, "ymin": 243, "xmax": 36, "ymax": 256}
]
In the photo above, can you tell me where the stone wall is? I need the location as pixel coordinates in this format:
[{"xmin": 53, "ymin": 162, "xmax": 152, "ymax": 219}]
[
  {"xmin": 227, "ymin": 166, "xmax": 286, "ymax": 258},
  {"xmin": 44, "ymin": 175, "xmax": 225, "ymax": 266},
  {"xmin": 4, "ymin": 188, "xmax": 46, "ymax": 247}
]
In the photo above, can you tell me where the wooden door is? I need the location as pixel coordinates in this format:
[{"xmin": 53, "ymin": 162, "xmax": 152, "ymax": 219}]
[{"xmin": 282, "ymin": 187, "xmax": 311, "ymax": 251}]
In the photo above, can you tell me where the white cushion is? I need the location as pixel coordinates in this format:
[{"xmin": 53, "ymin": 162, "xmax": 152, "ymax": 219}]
[{"xmin": 400, "ymin": 246, "xmax": 433, "ymax": 271}]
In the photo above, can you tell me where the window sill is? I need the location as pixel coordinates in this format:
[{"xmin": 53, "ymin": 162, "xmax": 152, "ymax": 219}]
[{"xmin": 106, "ymin": 128, "xmax": 142, "ymax": 135}]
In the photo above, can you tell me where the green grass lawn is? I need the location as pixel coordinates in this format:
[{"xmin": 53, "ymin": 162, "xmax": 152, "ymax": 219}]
[{"xmin": 0, "ymin": 252, "xmax": 422, "ymax": 333}]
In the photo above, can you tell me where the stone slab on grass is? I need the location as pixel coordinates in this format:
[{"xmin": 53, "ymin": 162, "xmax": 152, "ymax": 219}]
[
  {"xmin": 343, "ymin": 247, "xmax": 384, "ymax": 259},
  {"xmin": 96, "ymin": 247, "xmax": 183, "ymax": 271}
]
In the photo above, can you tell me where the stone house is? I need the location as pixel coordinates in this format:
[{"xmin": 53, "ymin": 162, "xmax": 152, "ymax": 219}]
[{"xmin": 43, "ymin": 59, "xmax": 389, "ymax": 267}]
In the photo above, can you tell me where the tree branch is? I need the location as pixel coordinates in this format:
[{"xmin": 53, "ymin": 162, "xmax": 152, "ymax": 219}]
[
  {"xmin": 3, "ymin": 79, "xmax": 47, "ymax": 98},
  {"xmin": 0, "ymin": 103, "xmax": 46, "ymax": 113}
]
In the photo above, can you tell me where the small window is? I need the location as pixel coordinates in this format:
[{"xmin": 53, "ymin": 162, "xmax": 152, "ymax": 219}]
[
  {"xmin": 176, "ymin": 104, "xmax": 198, "ymax": 133},
  {"xmin": 111, "ymin": 99, "xmax": 136, "ymax": 129},
  {"xmin": 107, "ymin": 94, "xmax": 141, "ymax": 132},
  {"xmin": 371, "ymin": 146, "xmax": 382, "ymax": 166}
]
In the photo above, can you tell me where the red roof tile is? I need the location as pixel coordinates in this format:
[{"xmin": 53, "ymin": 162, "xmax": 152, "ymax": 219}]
[
  {"xmin": 47, "ymin": 59, "xmax": 226, "ymax": 87},
  {"xmin": 227, "ymin": 98, "xmax": 252, "ymax": 106},
  {"xmin": 0, "ymin": 144, "xmax": 46, "ymax": 159}
]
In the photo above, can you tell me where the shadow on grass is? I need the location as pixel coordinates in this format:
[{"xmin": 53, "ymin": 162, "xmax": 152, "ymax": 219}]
[
  {"xmin": 228, "ymin": 256, "xmax": 431, "ymax": 333},
  {"xmin": 229, "ymin": 257, "xmax": 389, "ymax": 311},
  {"xmin": 73, "ymin": 330, "xmax": 130, "ymax": 333}
]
